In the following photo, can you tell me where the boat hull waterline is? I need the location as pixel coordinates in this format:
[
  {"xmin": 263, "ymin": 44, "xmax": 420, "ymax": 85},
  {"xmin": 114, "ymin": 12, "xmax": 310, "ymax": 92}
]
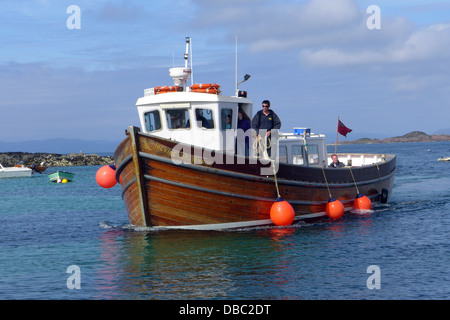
[{"xmin": 114, "ymin": 127, "xmax": 396, "ymax": 230}]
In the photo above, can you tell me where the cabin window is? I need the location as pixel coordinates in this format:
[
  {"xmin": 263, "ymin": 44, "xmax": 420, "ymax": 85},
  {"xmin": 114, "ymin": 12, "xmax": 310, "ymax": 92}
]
[
  {"xmin": 144, "ymin": 110, "xmax": 162, "ymax": 132},
  {"xmin": 292, "ymin": 145, "xmax": 304, "ymax": 165},
  {"xmin": 279, "ymin": 145, "xmax": 288, "ymax": 163},
  {"xmin": 307, "ymin": 144, "xmax": 320, "ymax": 164},
  {"xmin": 166, "ymin": 108, "xmax": 190, "ymax": 129},
  {"xmin": 221, "ymin": 109, "xmax": 233, "ymax": 130},
  {"xmin": 194, "ymin": 108, "xmax": 214, "ymax": 129}
]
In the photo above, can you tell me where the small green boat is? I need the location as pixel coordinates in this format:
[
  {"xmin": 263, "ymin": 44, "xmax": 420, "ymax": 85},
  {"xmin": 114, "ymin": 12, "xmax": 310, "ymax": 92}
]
[{"xmin": 49, "ymin": 170, "xmax": 75, "ymax": 183}]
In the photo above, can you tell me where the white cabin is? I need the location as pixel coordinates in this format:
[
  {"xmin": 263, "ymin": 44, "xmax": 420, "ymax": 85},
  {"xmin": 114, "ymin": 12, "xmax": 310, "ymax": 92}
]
[{"xmin": 136, "ymin": 91, "xmax": 253, "ymax": 154}]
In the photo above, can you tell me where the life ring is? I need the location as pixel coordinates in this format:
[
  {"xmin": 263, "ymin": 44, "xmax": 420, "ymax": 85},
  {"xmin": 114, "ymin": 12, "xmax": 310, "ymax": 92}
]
[
  {"xmin": 191, "ymin": 88, "xmax": 220, "ymax": 94},
  {"xmin": 190, "ymin": 83, "xmax": 221, "ymax": 94},
  {"xmin": 154, "ymin": 86, "xmax": 183, "ymax": 94},
  {"xmin": 190, "ymin": 83, "xmax": 220, "ymax": 90}
]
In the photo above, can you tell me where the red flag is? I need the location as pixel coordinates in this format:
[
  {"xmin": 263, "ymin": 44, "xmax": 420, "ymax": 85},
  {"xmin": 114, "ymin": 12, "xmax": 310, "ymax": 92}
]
[{"xmin": 338, "ymin": 120, "xmax": 352, "ymax": 137}]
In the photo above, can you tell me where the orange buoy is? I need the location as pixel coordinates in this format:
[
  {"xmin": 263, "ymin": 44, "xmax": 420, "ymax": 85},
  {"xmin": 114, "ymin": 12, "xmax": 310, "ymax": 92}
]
[
  {"xmin": 353, "ymin": 194, "xmax": 372, "ymax": 210},
  {"xmin": 96, "ymin": 165, "xmax": 117, "ymax": 189},
  {"xmin": 270, "ymin": 198, "xmax": 295, "ymax": 226},
  {"xmin": 326, "ymin": 197, "xmax": 345, "ymax": 220}
]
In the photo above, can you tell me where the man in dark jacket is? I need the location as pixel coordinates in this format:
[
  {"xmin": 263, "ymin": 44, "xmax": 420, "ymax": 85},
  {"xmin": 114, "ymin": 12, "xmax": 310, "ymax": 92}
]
[
  {"xmin": 251, "ymin": 100, "xmax": 281, "ymax": 136},
  {"xmin": 251, "ymin": 100, "xmax": 281, "ymax": 156}
]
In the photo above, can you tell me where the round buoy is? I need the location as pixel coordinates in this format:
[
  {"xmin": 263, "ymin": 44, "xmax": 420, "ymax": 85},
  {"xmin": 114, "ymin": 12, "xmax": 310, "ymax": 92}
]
[
  {"xmin": 353, "ymin": 194, "xmax": 372, "ymax": 210},
  {"xmin": 270, "ymin": 198, "xmax": 295, "ymax": 226},
  {"xmin": 326, "ymin": 197, "xmax": 345, "ymax": 220},
  {"xmin": 96, "ymin": 165, "xmax": 117, "ymax": 188},
  {"xmin": 61, "ymin": 179, "xmax": 68, "ymax": 184}
]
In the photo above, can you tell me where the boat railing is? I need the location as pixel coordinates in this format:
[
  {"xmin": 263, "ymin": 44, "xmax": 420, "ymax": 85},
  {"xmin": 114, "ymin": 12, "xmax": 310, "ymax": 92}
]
[{"xmin": 334, "ymin": 153, "xmax": 387, "ymax": 167}]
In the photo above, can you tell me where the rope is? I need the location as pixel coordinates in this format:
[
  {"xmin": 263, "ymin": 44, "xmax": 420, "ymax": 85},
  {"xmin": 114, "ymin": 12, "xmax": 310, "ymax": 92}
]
[
  {"xmin": 252, "ymin": 134, "xmax": 280, "ymax": 199},
  {"xmin": 348, "ymin": 167, "xmax": 360, "ymax": 195},
  {"xmin": 375, "ymin": 163, "xmax": 381, "ymax": 180},
  {"xmin": 321, "ymin": 166, "xmax": 332, "ymax": 199},
  {"xmin": 271, "ymin": 159, "xmax": 281, "ymax": 199},
  {"xmin": 252, "ymin": 134, "xmax": 271, "ymax": 159}
]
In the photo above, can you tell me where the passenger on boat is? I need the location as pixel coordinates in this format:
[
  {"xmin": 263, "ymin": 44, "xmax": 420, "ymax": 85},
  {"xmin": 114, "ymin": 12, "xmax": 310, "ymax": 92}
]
[
  {"xmin": 186, "ymin": 109, "xmax": 211, "ymax": 128},
  {"xmin": 226, "ymin": 115, "xmax": 232, "ymax": 129},
  {"xmin": 237, "ymin": 108, "xmax": 251, "ymax": 157},
  {"xmin": 251, "ymin": 100, "xmax": 281, "ymax": 156},
  {"xmin": 329, "ymin": 154, "xmax": 345, "ymax": 168}
]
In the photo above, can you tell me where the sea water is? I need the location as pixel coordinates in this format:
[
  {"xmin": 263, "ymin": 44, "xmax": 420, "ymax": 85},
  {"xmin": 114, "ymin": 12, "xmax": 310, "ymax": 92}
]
[{"xmin": 0, "ymin": 142, "xmax": 449, "ymax": 300}]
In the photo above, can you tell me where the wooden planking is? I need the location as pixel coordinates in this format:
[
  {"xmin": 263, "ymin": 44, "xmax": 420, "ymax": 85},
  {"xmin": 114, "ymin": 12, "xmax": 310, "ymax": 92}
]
[
  {"xmin": 146, "ymin": 179, "xmax": 270, "ymax": 221},
  {"xmin": 114, "ymin": 130, "xmax": 396, "ymax": 227}
]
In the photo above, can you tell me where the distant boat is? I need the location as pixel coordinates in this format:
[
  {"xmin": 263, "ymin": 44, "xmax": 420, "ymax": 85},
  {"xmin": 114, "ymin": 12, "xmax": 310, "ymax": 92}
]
[
  {"xmin": 438, "ymin": 156, "xmax": 450, "ymax": 162},
  {"xmin": 0, "ymin": 163, "xmax": 32, "ymax": 179},
  {"xmin": 48, "ymin": 170, "xmax": 75, "ymax": 183},
  {"xmin": 30, "ymin": 162, "xmax": 47, "ymax": 173},
  {"xmin": 15, "ymin": 161, "xmax": 47, "ymax": 173}
]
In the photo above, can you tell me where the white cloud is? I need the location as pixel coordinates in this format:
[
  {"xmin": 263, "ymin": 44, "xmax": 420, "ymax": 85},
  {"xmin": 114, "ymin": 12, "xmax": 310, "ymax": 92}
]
[{"xmin": 300, "ymin": 23, "xmax": 450, "ymax": 67}]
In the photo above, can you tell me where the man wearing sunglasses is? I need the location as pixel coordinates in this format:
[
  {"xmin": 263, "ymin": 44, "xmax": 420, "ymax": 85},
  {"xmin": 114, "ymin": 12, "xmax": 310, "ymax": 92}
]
[{"xmin": 251, "ymin": 100, "xmax": 281, "ymax": 156}]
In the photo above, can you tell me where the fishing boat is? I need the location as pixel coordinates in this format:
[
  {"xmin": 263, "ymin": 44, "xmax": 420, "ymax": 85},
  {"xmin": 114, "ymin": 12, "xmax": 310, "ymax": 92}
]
[
  {"xmin": 49, "ymin": 170, "xmax": 75, "ymax": 183},
  {"xmin": 112, "ymin": 37, "xmax": 396, "ymax": 230},
  {"xmin": 0, "ymin": 163, "xmax": 32, "ymax": 179}
]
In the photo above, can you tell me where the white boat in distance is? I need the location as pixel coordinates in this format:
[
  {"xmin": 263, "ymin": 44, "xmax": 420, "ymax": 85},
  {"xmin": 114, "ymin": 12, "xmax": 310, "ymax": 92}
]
[{"xmin": 0, "ymin": 163, "xmax": 32, "ymax": 179}]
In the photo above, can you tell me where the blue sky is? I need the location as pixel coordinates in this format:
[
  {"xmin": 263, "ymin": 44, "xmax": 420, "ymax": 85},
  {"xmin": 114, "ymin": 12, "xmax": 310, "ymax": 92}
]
[{"xmin": 1, "ymin": 0, "xmax": 450, "ymax": 145}]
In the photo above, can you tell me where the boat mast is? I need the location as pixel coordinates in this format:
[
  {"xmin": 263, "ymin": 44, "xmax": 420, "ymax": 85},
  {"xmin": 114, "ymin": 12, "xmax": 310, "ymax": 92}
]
[
  {"xmin": 185, "ymin": 37, "xmax": 193, "ymax": 86},
  {"xmin": 169, "ymin": 37, "xmax": 192, "ymax": 91}
]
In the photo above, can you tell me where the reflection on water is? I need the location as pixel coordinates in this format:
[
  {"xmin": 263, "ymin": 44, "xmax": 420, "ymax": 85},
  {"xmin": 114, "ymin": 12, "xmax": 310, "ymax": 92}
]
[
  {"xmin": 95, "ymin": 226, "xmax": 316, "ymax": 299},
  {"xmin": 93, "ymin": 207, "xmax": 388, "ymax": 300}
]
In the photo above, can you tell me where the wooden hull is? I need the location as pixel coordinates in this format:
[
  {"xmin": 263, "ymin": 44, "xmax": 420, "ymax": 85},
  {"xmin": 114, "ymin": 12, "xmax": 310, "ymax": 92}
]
[{"xmin": 114, "ymin": 127, "xmax": 396, "ymax": 230}]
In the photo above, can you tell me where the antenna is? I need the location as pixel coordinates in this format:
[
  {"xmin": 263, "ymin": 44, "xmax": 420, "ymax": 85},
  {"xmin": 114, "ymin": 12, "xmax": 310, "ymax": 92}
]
[
  {"xmin": 190, "ymin": 37, "xmax": 193, "ymax": 85},
  {"xmin": 184, "ymin": 37, "xmax": 190, "ymax": 69},
  {"xmin": 235, "ymin": 36, "xmax": 238, "ymax": 96}
]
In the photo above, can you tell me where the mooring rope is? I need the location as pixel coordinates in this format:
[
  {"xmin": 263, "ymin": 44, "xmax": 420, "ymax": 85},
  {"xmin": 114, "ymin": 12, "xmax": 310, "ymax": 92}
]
[
  {"xmin": 348, "ymin": 166, "xmax": 360, "ymax": 195},
  {"xmin": 321, "ymin": 166, "xmax": 332, "ymax": 199},
  {"xmin": 252, "ymin": 134, "xmax": 280, "ymax": 198},
  {"xmin": 271, "ymin": 159, "xmax": 281, "ymax": 199}
]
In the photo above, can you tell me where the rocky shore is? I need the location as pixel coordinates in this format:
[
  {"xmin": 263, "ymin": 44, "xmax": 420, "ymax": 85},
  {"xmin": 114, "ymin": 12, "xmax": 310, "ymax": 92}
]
[{"xmin": 0, "ymin": 152, "xmax": 114, "ymax": 168}]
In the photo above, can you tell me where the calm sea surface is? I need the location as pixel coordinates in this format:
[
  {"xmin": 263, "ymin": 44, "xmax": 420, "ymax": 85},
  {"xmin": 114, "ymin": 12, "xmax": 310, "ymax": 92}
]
[{"xmin": 1, "ymin": 142, "xmax": 449, "ymax": 300}]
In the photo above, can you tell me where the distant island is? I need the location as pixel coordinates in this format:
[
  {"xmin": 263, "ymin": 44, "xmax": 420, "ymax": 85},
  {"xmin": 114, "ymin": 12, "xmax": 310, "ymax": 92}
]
[{"xmin": 337, "ymin": 131, "xmax": 450, "ymax": 145}]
